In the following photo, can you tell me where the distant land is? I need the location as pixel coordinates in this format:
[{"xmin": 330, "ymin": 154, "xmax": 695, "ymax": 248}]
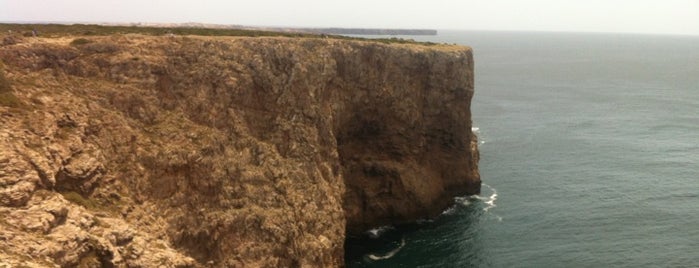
[
  {"xmin": 2, "ymin": 21, "xmax": 437, "ymax": 36},
  {"xmin": 302, "ymin": 28, "xmax": 437, "ymax": 35},
  {"xmin": 103, "ymin": 22, "xmax": 438, "ymax": 35}
]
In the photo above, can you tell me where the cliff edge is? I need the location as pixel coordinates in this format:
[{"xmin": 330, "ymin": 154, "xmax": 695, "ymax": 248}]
[{"xmin": 0, "ymin": 34, "xmax": 479, "ymax": 267}]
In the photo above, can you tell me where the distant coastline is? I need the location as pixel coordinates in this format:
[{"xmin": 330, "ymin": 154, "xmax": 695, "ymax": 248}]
[
  {"xmin": 107, "ymin": 22, "xmax": 439, "ymax": 36},
  {"xmin": 102, "ymin": 22, "xmax": 438, "ymax": 36},
  {"xmin": 301, "ymin": 28, "xmax": 437, "ymax": 36},
  {"xmin": 1, "ymin": 21, "xmax": 437, "ymax": 36}
]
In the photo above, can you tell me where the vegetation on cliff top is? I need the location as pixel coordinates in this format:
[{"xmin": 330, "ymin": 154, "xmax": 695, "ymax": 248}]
[
  {"xmin": 0, "ymin": 61, "xmax": 22, "ymax": 108},
  {"xmin": 0, "ymin": 23, "xmax": 438, "ymax": 46},
  {"xmin": 0, "ymin": 63, "xmax": 10, "ymax": 93}
]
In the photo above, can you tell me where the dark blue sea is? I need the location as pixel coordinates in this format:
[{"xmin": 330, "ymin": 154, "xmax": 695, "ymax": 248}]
[{"xmin": 346, "ymin": 31, "xmax": 699, "ymax": 267}]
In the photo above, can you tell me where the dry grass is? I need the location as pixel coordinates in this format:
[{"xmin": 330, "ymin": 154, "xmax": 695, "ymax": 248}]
[
  {"xmin": 0, "ymin": 23, "xmax": 438, "ymax": 46},
  {"xmin": 0, "ymin": 23, "xmax": 319, "ymax": 38}
]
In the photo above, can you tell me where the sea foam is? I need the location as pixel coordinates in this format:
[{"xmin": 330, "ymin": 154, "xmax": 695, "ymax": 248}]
[
  {"xmin": 366, "ymin": 225, "xmax": 394, "ymax": 239},
  {"xmin": 366, "ymin": 238, "xmax": 406, "ymax": 261}
]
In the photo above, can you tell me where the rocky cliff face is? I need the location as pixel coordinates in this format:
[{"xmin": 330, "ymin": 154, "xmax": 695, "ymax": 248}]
[{"xmin": 0, "ymin": 34, "xmax": 479, "ymax": 267}]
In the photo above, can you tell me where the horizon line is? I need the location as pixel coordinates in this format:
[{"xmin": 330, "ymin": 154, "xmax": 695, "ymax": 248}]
[{"xmin": 2, "ymin": 20, "xmax": 698, "ymax": 38}]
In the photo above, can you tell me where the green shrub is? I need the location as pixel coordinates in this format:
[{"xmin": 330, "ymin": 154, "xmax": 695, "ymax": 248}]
[
  {"xmin": 0, "ymin": 68, "xmax": 22, "ymax": 108},
  {"xmin": 61, "ymin": 191, "xmax": 100, "ymax": 209},
  {"xmin": 0, "ymin": 67, "xmax": 10, "ymax": 94},
  {"xmin": 70, "ymin": 38, "xmax": 92, "ymax": 46},
  {"xmin": 0, "ymin": 92, "xmax": 21, "ymax": 107}
]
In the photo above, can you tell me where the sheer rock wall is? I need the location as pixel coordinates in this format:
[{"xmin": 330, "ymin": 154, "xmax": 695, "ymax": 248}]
[{"xmin": 0, "ymin": 35, "xmax": 479, "ymax": 267}]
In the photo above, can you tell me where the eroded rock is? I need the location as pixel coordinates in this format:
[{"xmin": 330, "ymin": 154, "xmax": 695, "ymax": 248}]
[{"xmin": 0, "ymin": 34, "xmax": 478, "ymax": 267}]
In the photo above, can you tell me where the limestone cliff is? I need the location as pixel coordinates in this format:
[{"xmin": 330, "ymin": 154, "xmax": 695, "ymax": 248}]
[{"xmin": 0, "ymin": 34, "xmax": 479, "ymax": 267}]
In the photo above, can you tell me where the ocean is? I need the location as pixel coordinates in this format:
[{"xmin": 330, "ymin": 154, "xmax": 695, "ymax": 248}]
[{"xmin": 345, "ymin": 31, "xmax": 699, "ymax": 267}]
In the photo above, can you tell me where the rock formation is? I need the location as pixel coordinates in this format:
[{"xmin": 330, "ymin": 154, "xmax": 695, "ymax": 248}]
[{"xmin": 0, "ymin": 33, "xmax": 479, "ymax": 267}]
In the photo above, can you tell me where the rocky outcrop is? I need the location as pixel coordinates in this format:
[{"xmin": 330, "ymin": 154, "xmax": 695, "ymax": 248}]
[{"xmin": 0, "ymin": 34, "xmax": 478, "ymax": 267}]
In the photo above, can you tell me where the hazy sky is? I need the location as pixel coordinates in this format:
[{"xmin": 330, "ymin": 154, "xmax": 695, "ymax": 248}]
[{"xmin": 2, "ymin": 0, "xmax": 698, "ymax": 35}]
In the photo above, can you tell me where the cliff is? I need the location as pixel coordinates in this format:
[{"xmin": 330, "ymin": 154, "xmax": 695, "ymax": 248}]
[{"xmin": 0, "ymin": 33, "xmax": 479, "ymax": 267}]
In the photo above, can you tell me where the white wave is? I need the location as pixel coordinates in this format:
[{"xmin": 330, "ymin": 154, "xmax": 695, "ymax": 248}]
[
  {"xmin": 366, "ymin": 238, "xmax": 406, "ymax": 261},
  {"xmin": 469, "ymin": 194, "xmax": 488, "ymax": 201},
  {"xmin": 441, "ymin": 206, "xmax": 457, "ymax": 215},
  {"xmin": 481, "ymin": 183, "xmax": 498, "ymax": 212},
  {"xmin": 483, "ymin": 193, "xmax": 498, "ymax": 212},
  {"xmin": 471, "ymin": 127, "xmax": 480, "ymax": 133},
  {"xmin": 443, "ymin": 195, "xmax": 475, "ymax": 215},
  {"xmin": 454, "ymin": 196, "xmax": 472, "ymax": 206},
  {"xmin": 464, "ymin": 184, "xmax": 498, "ymax": 211},
  {"xmin": 366, "ymin": 225, "xmax": 394, "ymax": 239}
]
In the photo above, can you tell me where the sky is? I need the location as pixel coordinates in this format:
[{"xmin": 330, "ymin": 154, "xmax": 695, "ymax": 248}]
[{"xmin": 1, "ymin": 0, "xmax": 699, "ymax": 35}]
